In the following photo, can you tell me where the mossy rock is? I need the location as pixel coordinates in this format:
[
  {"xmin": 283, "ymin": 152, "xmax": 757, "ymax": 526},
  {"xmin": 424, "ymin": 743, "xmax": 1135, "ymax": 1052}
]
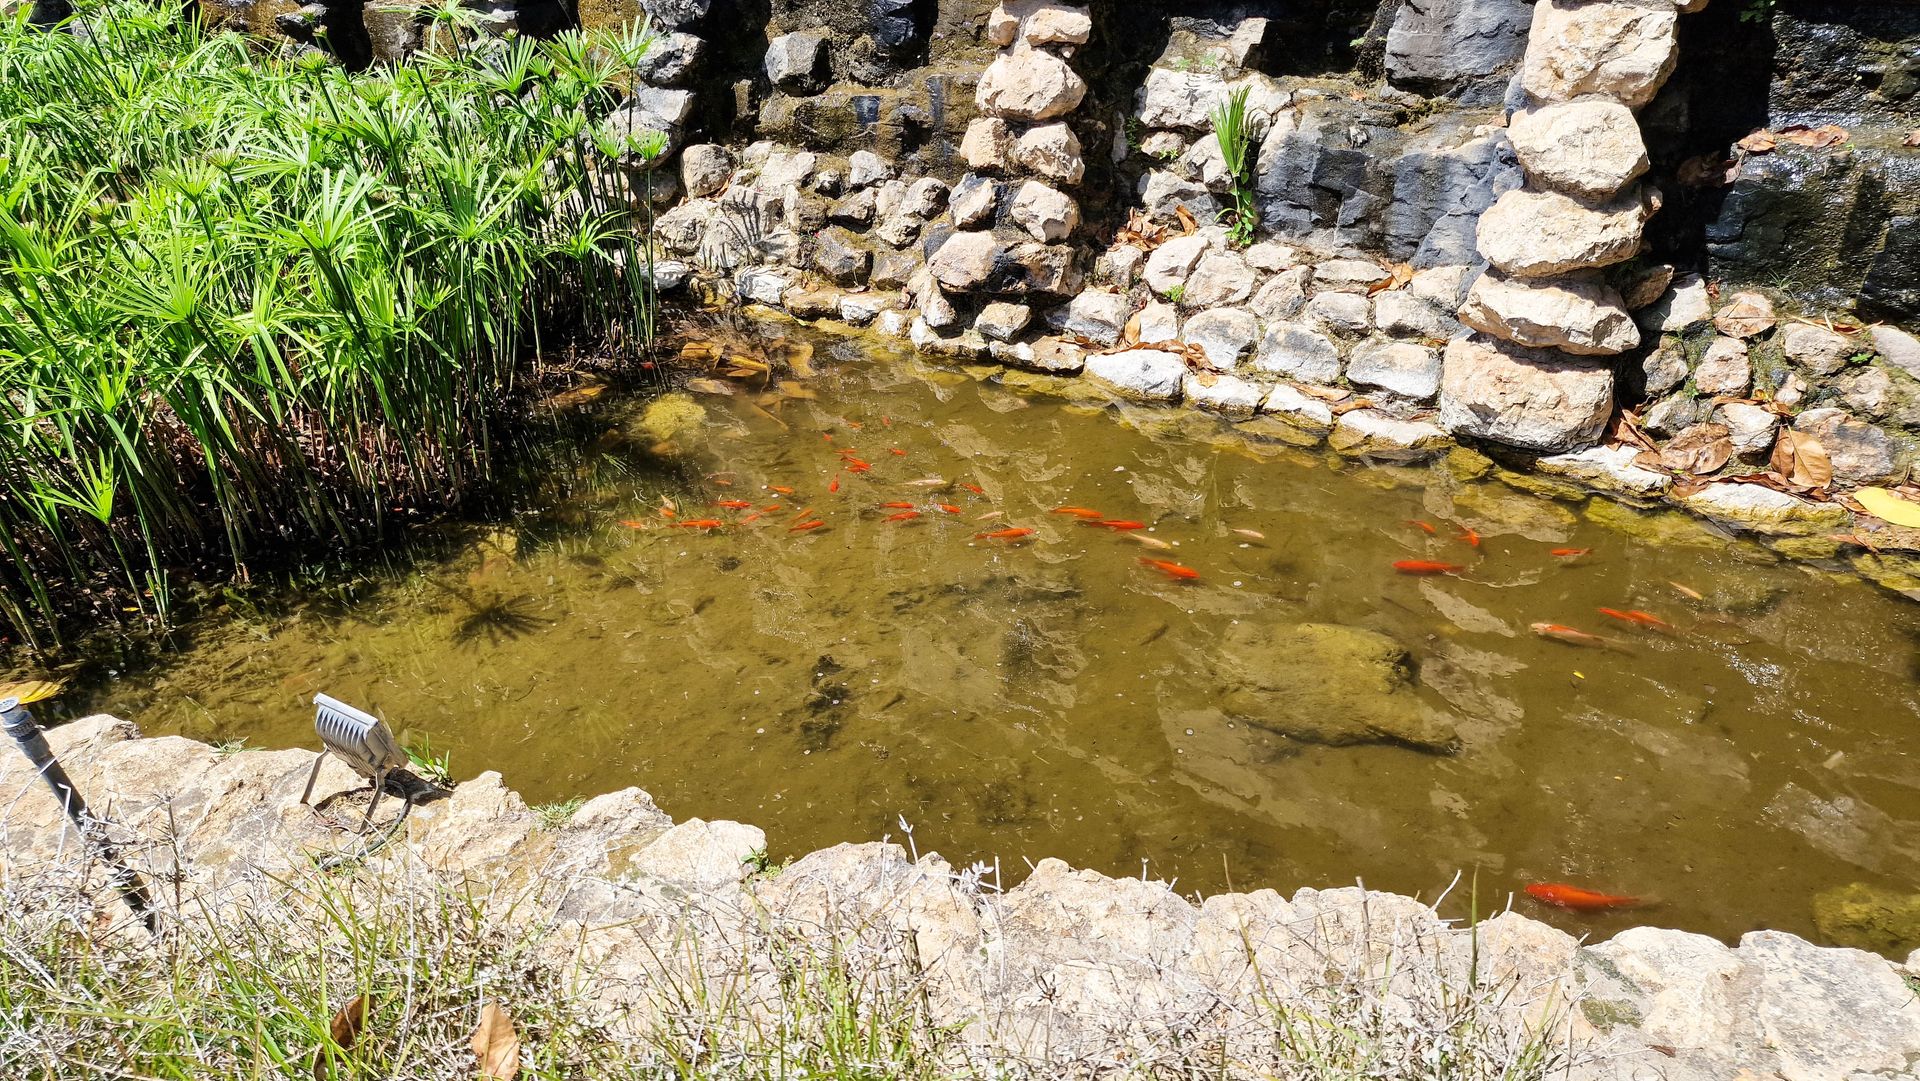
[
  {"xmin": 629, "ymin": 392, "xmax": 708, "ymax": 445},
  {"xmin": 1813, "ymin": 882, "xmax": 1920, "ymax": 957},
  {"xmin": 1491, "ymin": 467, "xmax": 1592, "ymax": 504},
  {"xmin": 1234, "ymin": 414, "xmax": 1327, "ymax": 448},
  {"xmin": 1444, "ymin": 447, "xmax": 1496, "ymax": 481},
  {"xmin": 1216, "ymin": 622, "xmax": 1460, "ymax": 754},
  {"xmin": 1582, "ymin": 498, "xmax": 1730, "ymax": 552}
]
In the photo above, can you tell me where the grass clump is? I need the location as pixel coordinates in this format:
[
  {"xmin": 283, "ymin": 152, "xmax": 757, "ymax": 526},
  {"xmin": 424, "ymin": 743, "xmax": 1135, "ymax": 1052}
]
[
  {"xmin": 1208, "ymin": 85, "xmax": 1261, "ymax": 248},
  {"xmin": 0, "ymin": 1, "xmax": 669, "ymax": 650}
]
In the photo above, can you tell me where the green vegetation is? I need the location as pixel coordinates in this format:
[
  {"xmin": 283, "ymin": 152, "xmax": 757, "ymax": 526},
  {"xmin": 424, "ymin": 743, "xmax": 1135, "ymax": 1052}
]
[
  {"xmin": 0, "ymin": 1, "xmax": 668, "ymax": 650},
  {"xmin": 1208, "ymin": 86, "xmax": 1260, "ymax": 248},
  {"xmin": 532, "ymin": 795, "xmax": 585, "ymax": 829},
  {"xmin": 1164, "ymin": 284, "xmax": 1186, "ymax": 304}
]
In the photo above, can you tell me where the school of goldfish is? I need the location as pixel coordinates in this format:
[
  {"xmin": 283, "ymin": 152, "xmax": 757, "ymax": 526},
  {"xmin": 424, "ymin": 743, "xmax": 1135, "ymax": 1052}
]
[{"xmin": 619, "ymin": 420, "xmax": 1690, "ymax": 917}]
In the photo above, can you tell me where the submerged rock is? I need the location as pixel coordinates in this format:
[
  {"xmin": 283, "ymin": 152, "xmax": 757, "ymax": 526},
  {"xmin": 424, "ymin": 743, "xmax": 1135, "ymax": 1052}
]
[
  {"xmin": 1217, "ymin": 622, "xmax": 1459, "ymax": 753},
  {"xmin": 1814, "ymin": 882, "xmax": 1920, "ymax": 957}
]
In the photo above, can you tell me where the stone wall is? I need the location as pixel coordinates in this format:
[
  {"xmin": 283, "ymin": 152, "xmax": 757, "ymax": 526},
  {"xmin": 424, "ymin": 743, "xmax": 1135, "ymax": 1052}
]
[{"xmin": 7, "ymin": 714, "xmax": 1920, "ymax": 1079}]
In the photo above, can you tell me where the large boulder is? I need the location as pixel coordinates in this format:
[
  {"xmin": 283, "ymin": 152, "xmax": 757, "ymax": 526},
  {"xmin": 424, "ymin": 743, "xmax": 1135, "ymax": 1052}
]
[
  {"xmin": 1476, "ymin": 186, "xmax": 1651, "ymax": 277},
  {"xmin": 1216, "ymin": 622, "xmax": 1459, "ymax": 753},
  {"xmin": 1439, "ymin": 335, "xmax": 1613, "ymax": 452},
  {"xmin": 1457, "ymin": 271, "xmax": 1640, "ymax": 355},
  {"xmin": 1007, "ymin": 180, "xmax": 1079, "ymax": 243},
  {"xmin": 928, "ymin": 231, "xmax": 1001, "ymax": 292},
  {"xmin": 1521, "ymin": 0, "xmax": 1679, "ymax": 109},
  {"xmin": 1506, "ymin": 99, "xmax": 1648, "ymax": 199},
  {"xmin": 1346, "ymin": 339, "xmax": 1442, "ymax": 401},
  {"xmin": 1085, "ymin": 349, "xmax": 1186, "ymax": 402}
]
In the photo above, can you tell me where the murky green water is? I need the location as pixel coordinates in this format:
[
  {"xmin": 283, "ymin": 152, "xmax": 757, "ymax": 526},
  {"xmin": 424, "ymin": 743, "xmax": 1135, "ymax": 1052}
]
[{"xmin": 81, "ymin": 330, "xmax": 1920, "ymax": 949}]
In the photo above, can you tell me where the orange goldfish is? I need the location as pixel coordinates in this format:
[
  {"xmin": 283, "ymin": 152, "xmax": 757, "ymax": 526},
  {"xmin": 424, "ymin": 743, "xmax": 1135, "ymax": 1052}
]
[
  {"xmin": 1099, "ymin": 520, "xmax": 1146, "ymax": 531},
  {"xmin": 1599, "ymin": 608, "xmax": 1675, "ymax": 632},
  {"xmin": 878, "ymin": 501, "xmax": 916, "ymax": 509},
  {"xmin": 1139, "ymin": 558, "xmax": 1200, "ymax": 581},
  {"xmin": 1551, "ymin": 548, "xmax": 1592, "ymax": 558},
  {"xmin": 889, "ymin": 448, "xmax": 906, "ymax": 456},
  {"xmin": 828, "ymin": 474, "xmax": 840, "ymax": 493},
  {"xmin": 975, "ymin": 528, "xmax": 1035, "ymax": 540},
  {"xmin": 789, "ymin": 519, "xmax": 825, "ymax": 531},
  {"xmin": 789, "ymin": 506, "xmax": 814, "ymax": 521},
  {"xmin": 885, "ymin": 511, "xmax": 921, "ymax": 522},
  {"xmin": 768, "ymin": 485, "xmax": 795, "ymax": 495},
  {"xmin": 882, "ymin": 416, "xmax": 892, "ymax": 428},
  {"xmin": 959, "ymin": 483, "xmax": 985, "ymax": 495},
  {"xmin": 761, "ymin": 504, "xmax": 782, "ymax": 512},
  {"xmin": 1407, "ymin": 520, "xmax": 1437, "ymax": 535},
  {"xmin": 1052, "ymin": 507, "xmax": 1104, "ymax": 518},
  {"xmin": 674, "ymin": 519, "xmax": 724, "ymax": 529},
  {"xmin": 1456, "ymin": 526, "xmax": 1481, "ymax": 547},
  {"xmin": 617, "ymin": 519, "xmax": 648, "ymax": 529},
  {"xmin": 845, "ymin": 458, "xmax": 872, "ymax": 473},
  {"xmin": 1524, "ymin": 883, "xmax": 1640, "ymax": 912},
  {"xmin": 935, "ymin": 503, "xmax": 960, "ymax": 514},
  {"xmin": 712, "ymin": 500, "xmax": 752, "ymax": 509},
  {"xmin": 1393, "ymin": 560, "xmax": 1463, "ymax": 575}
]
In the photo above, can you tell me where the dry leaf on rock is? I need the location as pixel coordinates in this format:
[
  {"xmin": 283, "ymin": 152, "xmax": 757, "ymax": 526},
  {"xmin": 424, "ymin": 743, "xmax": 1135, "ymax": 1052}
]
[
  {"xmin": 1852, "ymin": 487, "xmax": 1920, "ymax": 528},
  {"xmin": 1609, "ymin": 411, "xmax": 1659, "ymax": 453},
  {"xmin": 472, "ymin": 1003, "xmax": 521, "ymax": 1081},
  {"xmin": 1736, "ymin": 129, "xmax": 1777, "ymax": 153},
  {"xmin": 1366, "ymin": 262, "xmax": 1414, "ymax": 295},
  {"xmin": 1775, "ymin": 124, "xmax": 1849, "ymax": 149},
  {"xmin": 1906, "ymin": 130, "xmax": 1920, "ymax": 148},
  {"xmin": 1173, "ymin": 205, "xmax": 1199, "ymax": 235},
  {"xmin": 311, "ymin": 995, "xmax": 370, "ymax": 1081},
  {"xmin": 1770, "ymin": 429, "xmax": 1833, "ymax": 491},
  {"xmin": 1658, "ymin": 423, "xmax": 1733, "ymax": 476}
]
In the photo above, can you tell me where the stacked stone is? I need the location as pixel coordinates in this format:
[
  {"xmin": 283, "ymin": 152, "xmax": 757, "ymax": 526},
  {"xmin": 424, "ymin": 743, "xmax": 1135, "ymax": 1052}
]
[
  {"xmin": 911, "ymin": 1, "xmax": 1091, "ymax": 358},
  {"xmin": 1441, "ymin": 0, "xmax": 1692, "ymax": 454}
]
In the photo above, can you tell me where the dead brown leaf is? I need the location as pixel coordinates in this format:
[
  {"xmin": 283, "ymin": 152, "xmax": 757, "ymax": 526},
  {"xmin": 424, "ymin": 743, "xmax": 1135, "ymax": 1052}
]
[
  {"xmin": 1770, "ymin": 429, "xmax": 1833, "ymax": 491},
  {"xmin": 1677, "ymin": 154, "xmax": 1740, "ymax": 188},
  {"xmin": 1366, "ymin": 262, "xmax": 1415, "ymax": 296},
  {"xmin": 1173, "ymin": 204, "xmax": 1199, "ymax": 235},
  {"xmin": 1330, "ymin": 398, "xmax": 1374, "ymax": 416},
  {"xmin": 1292, "ymin": 383, "xmax": 1353, "ymax": 403},
  {"xmin": 1735, "ymin": 129, "xmax": 1777, "ymax": 153},
  {"xmin": 1658, "ymin": 423, "xmax": 1733, "ymax": 476},
  {"xmin": 1609, "ymin": 410, "xmax": 1659, "ymax": 453},
  {"xmin": 1775, "ymin": 123, "xmax": 1849, "ymax": 149},
  {"xmin": 312, "ymin": 995, "xmax": 370, "ymax": 1081},
  {"xmin": 472, "ymin": 1003, "xmax": 521, "ymax": 1081},
  {"xmin": 1906, "ymin": 130, "xmax": 1920, "ymax": 148}
]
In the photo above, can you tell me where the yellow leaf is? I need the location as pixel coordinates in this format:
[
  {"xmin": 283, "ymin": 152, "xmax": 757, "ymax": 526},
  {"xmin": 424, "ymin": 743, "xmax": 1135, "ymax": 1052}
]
[
  {"xmin": 472, "ymin": 1003, "xmax": 521, "ymax": 1081},
  {"xmin": 0, "ymin": 679, "xmax": 64, "ymax": 705},
  {"xmin": 1854, "ymin": 487, "xmax": 1920, "ymax": 528}
]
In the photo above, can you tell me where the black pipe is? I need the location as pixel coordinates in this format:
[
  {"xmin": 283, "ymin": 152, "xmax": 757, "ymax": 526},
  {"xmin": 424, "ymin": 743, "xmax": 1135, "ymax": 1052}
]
[{"xmin": 2, "ymin": 698, "xmax": 159, "ymax": 935}]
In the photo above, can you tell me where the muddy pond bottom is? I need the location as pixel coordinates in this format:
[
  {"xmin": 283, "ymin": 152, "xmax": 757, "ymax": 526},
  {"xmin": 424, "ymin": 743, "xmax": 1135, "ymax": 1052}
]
[{"xmin": 88, "ymin": 332, "xmax": 1920, "ymax": 952}]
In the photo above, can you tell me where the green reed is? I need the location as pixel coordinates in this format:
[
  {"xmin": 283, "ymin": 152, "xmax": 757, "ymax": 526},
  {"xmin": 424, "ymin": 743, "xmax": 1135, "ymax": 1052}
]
[{"xmin": 0, "ymin": 1, "xmax": 667, "ymax": 650}]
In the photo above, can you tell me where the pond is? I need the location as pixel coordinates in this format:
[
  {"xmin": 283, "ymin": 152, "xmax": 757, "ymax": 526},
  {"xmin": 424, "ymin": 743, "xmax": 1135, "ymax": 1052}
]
[{"xmin": 82, "ymin": 328, "xmax": 1920, "ymax": 951}]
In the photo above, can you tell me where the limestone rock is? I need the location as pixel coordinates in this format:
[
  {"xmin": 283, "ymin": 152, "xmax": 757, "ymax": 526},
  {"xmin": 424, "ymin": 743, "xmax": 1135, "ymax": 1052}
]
[
  {"xmin": 828, "ymin": 188, "xmax": 876, "ymax": 226},
  {"xmin": 1182, "ymin": 372, "xmax": 1266, "ymax": 418},
  {"xmin": 1182, "ymin": 252, "xmax": 1255, "ymax": 307},
  {"xmin": 813, "ymin": 228, "xmax": 871, "ymax": 284},
  {"xmin": 949, "ymin": 173, "xmax": 999, "ymax": 229},
  {"xmin": 1217, "ymin": 622, "xmax": 1458, "ymax": 752},
  {"xmin": 848, "ymin": 149, "xmax": 892, "ymax": 188},
  {"xmin": 870, "ymin": 249, "xmax": 921, "ymax": 289},
  {"xmin": 764, "ymin": 32, "xmax": 827, "ymax": 94},
  {"xmin": 1680, "ymin": 482, "xmax": 1851, "ymax": 536},
  {"xmin": 1060, "ymin": 290, "xmax": 1130, "ymax": 347},
  {"xmin": 1138, "ymin": 169, "xmax": 1221, "ymax": 221},
  {"xmin": 1023, "ymin": 336, "xmax": 1088, "ymax": 374},
  {"xmin": 1181, "ymin": 308, "xmax": 1259, "ymax": 369},
  {"xmin": 1642, "ymin": 391, "xmax": 1702, "ymax": 437},
  {"xmin": 1143, "ymin": 233, "xmax": 1210, "ymax": 295},
  {"xmin": 1250, "ymin": 267, "xmax": 1311, "ymax": 323},
  {"xmin": 1329, "ymin": 410, "xmax": 1453, "ymax": 462},
  {"xmin": 1000, "ymin": 242, "xmax": 1081, "ymax": 296},
  {"xmin": 1085, "ymin": 349, "xmax": 1186, "ymax": 402},
  {"xmin": 928, "ymin": 231, "xmax": 1000, "ymax": 292},
  {"xmin": 960, "ymin": 117, "xmax": 1015, "ymax": 171},
  {"xmin": 1008, "ymin": 180, "xmax": 1079, "ymax": 242},
  {"xmin": 736, "ymin": 265, "xmax": 799, "ymax": 306},
  {"xmin": 1439, "ymin": 335, "xmax": 1614, "ymax": 452},
  {"xmin": 1794, "ymin": 407, "xmax": 1898, "ymax": 484},
  {"xmin": 1506, "ymin": 99, "xmax": 1648, "ymax": 199},
  {"xmin": 1245, "ymin": 241, "xmax": 1301, "ymax": 272},
  {"xmin": 1347, "ymin": 338, "xmax": 1443, "ymax": 401},
  {"xmin": 1694, "ymin": 337, "xmax": 1753, "ymax": 397},
  {"xmin": 1839, "ymin": 367, "xmax": 1893, "ymax": 419},
  {"xmin": 1305, "ymin": 290, "xmax": 1373, "ymax": 335},
  {"xmin": 1314, "ymin": 259, "xmax": 1390, "ymax": 292},
  {"xmin": 1476, "ymin": 187, "xmax": 1651, "ymax": 278},
  {"xmin": 1374, "ymin": 289, "xmax": 1461, "ymax": 340},
  {"xmin": 1012, "ymin": 122, "xmax": 1085, "ymax": 184},
  {"xmin": 1128, "ymin": 300, "xmax": 1181, "ymax": 344},
  {"xmin": 679, "ymin": 144, "xmax": 733, "ymax": 199},
  {"xmin": 635, "ymin": 31, "xmax": 704, "ymax": 87},
  {"xmin": 1535, "ymin": 444, "xmax": 1671, "ymax": 499},
  {"xmin": 1259, "ymin": 384, "xmax": 1336, "ymax": 433},
  {"xmin": 1253, "ymin": 323, "xmax": 1343, "ymax": 383},
  {"xmin": 977, "ymin": 45, "xmax": 1086, "ymax": 121},
  {"xmin": 1715, "ymin": 402, "xmax": 1779, "ymax": 457},
  {"xmin": 975, "ymin": 301, "xmax": 1033, "ymax": 343},
  {"xmin": 1641, "ymin": 342, "xmax": 1689, "ymax": 397},
  {"xmin": 1870, "ymin": 325, "xmax": 1920, "ymax": 380},
  {"xmin": 1457, "ymin": 272, "xmax": 1641, "ymax": 355},
  {"xmin": 1005, "ymin": 0, "xmax": 1091, "ymax": 47},
  {"xmin": 838, "ymin": 293, "xmax": 893, "ymax": 326},
  {"xmin": 1713, "ymin": 291, "xmax": 1776, "ymax": 339},
  {"xmin": 1781, "ymin": 322, "xmax": 1858, "ymax": 376},
  {"xmin": 1521, "ymin": 0, "xmax": 1679, "ymax": 110},
  {"xmin": 781, "ymin": 283, "xmax": 842, "ymax": 320},
  {"xmin": 1738, "ymin": 930, "xmax": 1920, "ymax": 1080},
  {"xmin": 1638, "ymin": 272, "xmax": 1712, "ymax": 333},
  {"xmin": 605, "ymin": 86, "xmax": 696, "ymax": 151},
  {"xmin": 1136, "ymin": 68, "xmax": 1288, "ymax": 132}
]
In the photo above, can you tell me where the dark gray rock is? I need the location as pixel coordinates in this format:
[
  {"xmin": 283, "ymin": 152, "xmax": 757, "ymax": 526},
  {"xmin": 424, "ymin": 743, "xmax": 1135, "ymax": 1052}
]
[
  {"xmin": 640, "ymin": 0, "xmax": 711, "ymax": 30},
  {"xmin": 814, "ymin": 228, "xmax": 872, "ymax": 285},
  {"xmin": 1384, "ymin": 0, "xmax": 1532, "ymax": 105},
  {"xmin": 635, "ymin": 31, "xmax": 704, "ymax": 87}
]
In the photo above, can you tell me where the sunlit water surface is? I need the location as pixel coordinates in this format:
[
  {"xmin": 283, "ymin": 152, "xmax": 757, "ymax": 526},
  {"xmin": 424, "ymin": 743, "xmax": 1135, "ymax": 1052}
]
[{"xmin": 86, "ymin": 331, "xmax": 1920, "ymax": 949}]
